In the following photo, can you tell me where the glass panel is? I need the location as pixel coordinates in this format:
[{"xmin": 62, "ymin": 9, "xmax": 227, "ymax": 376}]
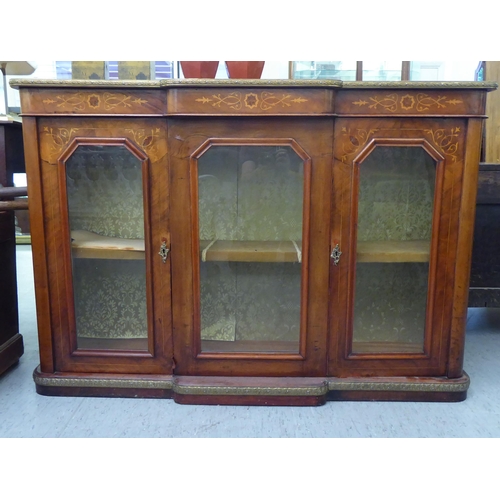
[
  {"xmin": 66, "ymin": 145, "xmax": 148, "ymax": 351},
  {"xmin": 292, "ymin": 61, "xmax": 357, "ymax": 80},
  {"xmin": 362, "ymin": 61, "xmax": 402, "ymax": 81},
  {"xmin": 198, "ymin": 145, "xmax": 304, "ymax": 353},
  {"xmin": 353, "ymin": 147, "xmax": 436, "ymax": 354},
  {"xmin": 409, "ymin": 61, "xmax": 480, "ymax": 81}
]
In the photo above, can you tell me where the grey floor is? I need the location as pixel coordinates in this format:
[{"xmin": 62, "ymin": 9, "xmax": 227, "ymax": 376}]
[{"xmin": 1, "ymin": 245, "xmax": 500, "ymax": 438}]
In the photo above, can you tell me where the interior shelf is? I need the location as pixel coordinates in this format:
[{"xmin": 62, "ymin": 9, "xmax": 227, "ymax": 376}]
[
  {"xmin": 77, "ymin": 336, "xmax": 149, "ymax": 351},
  {"xmin": 71, "ymin": 230, "xmax": 145, "ymax": 260},
  {"xmin": 69, "ymin": 233, "xmax": 428, "ymax": 263},
  {"xmin": 351, "ymin": 341, "xmax": 424, "ymax": 354},
  {"xmin": 201, "ymin": 339, "xmax": 300, "ymax": 354},
  {"xmin": 357, "ymin": 240, "xmax": 430, "ymax": 263},
  {"xmin": 200, "ymin": 240, "xmax": 302, "ymax": 263}
]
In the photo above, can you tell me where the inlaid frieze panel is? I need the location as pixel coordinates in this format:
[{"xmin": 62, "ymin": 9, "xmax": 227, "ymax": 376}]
[
  {"xmin": 167, "ymin": 88, "xmax": 334, "ymax": 115},
  {"xmin": 337, "ymin": 88, "xmax": 484, "ymax": 116},
  {"xmin": 20, "ymin": 87, "xmax": 166, "ymax": 115}
]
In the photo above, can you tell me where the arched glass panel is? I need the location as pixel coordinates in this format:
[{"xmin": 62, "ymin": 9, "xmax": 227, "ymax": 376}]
[
  {"xmin": 353, "ymin": 146, "xmax": 436, "ymax": 354},
  {"xmin": 66, "ymin": 145, "xmax": 147, "ymax": 351},
  {"xmin": 197, "ymin": 145, "xmax": 305, "ymax": 353}
]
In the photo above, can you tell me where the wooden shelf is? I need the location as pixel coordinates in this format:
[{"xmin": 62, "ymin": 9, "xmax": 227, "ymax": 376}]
[
  {"xmin": 201, "ymin": 339, "xmax": 300, "ymax": 354},
  {"xmin": 69, "ymin": 234, "xmax": 428, "ymax": 263},
  {"xmin": 200, "ymin": 240, "xmax": 301, "ymax": 263},
  {"xmin": 357, "ymin": 240, "xmax": 430, "ymax": 263},
  {"xmin": 71, "ymin": 230, "xmax": 145, "ymax": 260},
  {"xmin": 352, "ymin": 341, "xmax": 424, "ymax": 354},
  {"xmin": 77, "ymin": 336, "xmax": 148, "ymax": 351}
]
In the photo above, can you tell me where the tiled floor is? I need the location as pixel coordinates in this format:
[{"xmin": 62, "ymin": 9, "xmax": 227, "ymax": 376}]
[{"xmin": 1, "ymin": 245, "xmax": 500, "ymax": 437}]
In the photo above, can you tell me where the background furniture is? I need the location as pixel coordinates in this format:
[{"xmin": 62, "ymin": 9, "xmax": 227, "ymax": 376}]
[
  {"xmin": 0, "ymin": 63, "xmax": 36, "ymax": 375},
  {"xmin": 12, "ymin": 78, "xmax": 495, "ymax": 405},
  {"xmin": 0, "ymin": 120, "xmax": 26, "ymax": 374},
  {"xmin": 468, "ymin": 62, "xmax": 500, "ymax": 307},
  {"xmin": 469, "ymin": 163, "xmax": 500, "ymax": 306},
  {"xmin": 482, "ymin": 62, "xmax": 500, "ymax": 163}
]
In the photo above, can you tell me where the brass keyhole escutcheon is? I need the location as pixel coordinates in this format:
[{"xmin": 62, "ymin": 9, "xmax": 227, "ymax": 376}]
[
  {"xmin": 331, "ymin": 244, "xmax": 342, "ymax": 265},
  {"xmin": 159, "ymin": 241, "xmax": 170, "ymax": 263}
]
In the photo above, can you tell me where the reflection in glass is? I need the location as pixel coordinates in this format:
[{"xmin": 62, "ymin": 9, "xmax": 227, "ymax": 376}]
[
  {"xmin": 292, "ymin": 61, "xmax": 357, "ymax": 81},
  {"xmin": 198, "ymin": 145, "xmax": 304, "ymax": 353},
  {"xmin": 362, "ymin": 61, "xmax": 402, "ymax": 81},
  {"xmin": 66, "ymin": 145, "xmax": 148, "ymax": 351},
  {"xmin": 409, "ymin": 61, "xmax": 479, "ymax": 81},
  {"xmin": 352, "ymin": 147, "xmax": 436, "ymax": 353}
]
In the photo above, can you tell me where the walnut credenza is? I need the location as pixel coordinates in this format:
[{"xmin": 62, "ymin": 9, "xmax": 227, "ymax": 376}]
[{"xmin": 11, "ymin": 78, "xmax": 496, "ymax": 405}]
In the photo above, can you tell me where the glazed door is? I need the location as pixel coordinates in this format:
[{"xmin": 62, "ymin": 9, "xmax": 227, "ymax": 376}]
[
  {"xmin": 330, "ymin": 118, "xmax": 467, "ymax": 377},
  {"xmin": 36, "ymin": 119, "xmax": 172, "ymax": 374},
  {"xmin": 169, "ymin": 118, "xmax": 332, "ymax": 377}
]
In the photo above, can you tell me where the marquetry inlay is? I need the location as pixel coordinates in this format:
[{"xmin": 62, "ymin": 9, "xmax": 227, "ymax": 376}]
[
  {"xmin": 41, "ymin": 126, "xmax": 81, "ymax": 162},
  {"xmin": 41, "ymin": 92, "xmax": 149, "ymax": 112},
  {"xmin": 195, "ymin": 91, "xmax": 309, "ymax": 111},
  {"xmin": 339, "ymin": 127, "xmax": 379, "ymax": 164},
  {"xmin": 338, "ymin": 125, "xmax": 462, "ymax": 164},
  {"xmin": 352, "ymin": 93, "xmax": 464, "ymax": 113},
  {"xmin": 40, "ymin": 125, "xmax": 166, "ymax": 163},
  {"xmin": 124, "ymin": 127, "xmax": 167, "ymax": 162},
  {"xmin": 424, "ymin": 127, "xmax": 461, "ymax": 162}
]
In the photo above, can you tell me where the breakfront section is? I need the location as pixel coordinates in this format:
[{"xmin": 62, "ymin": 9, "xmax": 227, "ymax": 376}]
[
  {"xmin": 165, "ymin": 80, "xmax": 340, "ymax": 405},
  {"xmin": 328, "ymin": 82, "xmax": 494, "ymax": 401},
  {"xmin": 12, "ymin": 78, "xmax": 495, "ymax": 405},
  {"xmin": 15, "ymin": 81, "xmax": 174, "ymax": 397}
]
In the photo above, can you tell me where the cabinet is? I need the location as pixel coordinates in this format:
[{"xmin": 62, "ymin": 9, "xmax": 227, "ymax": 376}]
[
  {"xmin": 469, "ymin": 163, "xmax": 500, "ymax": 306},
  {"xmin": 11, "ymin": 78, "xmax": 495, "ymax": 405},
  {"xmin": 0, "ymin": 120, "xmax": 24, "ymax": 375}
]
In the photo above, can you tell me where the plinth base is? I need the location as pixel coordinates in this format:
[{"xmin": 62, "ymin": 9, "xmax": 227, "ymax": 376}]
[{"xmin": 33, "ymin": 366, "xmax": 470, "ymax": 405}]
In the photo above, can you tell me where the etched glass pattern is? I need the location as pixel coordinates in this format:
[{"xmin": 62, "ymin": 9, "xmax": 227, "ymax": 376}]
[
  {"xmin": 352, "ymin": 146, "xmax": 436, "ymax": 353},
  {"xmin": 198, "ymin": 145, "xmax": 304, "ymax": 353},
  {"xmin": 66, "ymin": 145, "xmax": 148, "ymax": 351}
]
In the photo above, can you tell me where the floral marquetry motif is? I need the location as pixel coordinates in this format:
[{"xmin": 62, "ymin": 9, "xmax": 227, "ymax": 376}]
[
  {"xmin": 124, "ymin": 127, "xmax": 167, "ymax": 163},
  {"xmin": 42, "ymin": 92, "xmax": 149, "ymax": 112},
  {"xmin": 196, "ymin": 92, "xmax": 241, "ymax": 109},
  {"xmin": 339, "ymin": 127, "xmax": 378, "ymax": 164},
  {"xmin": 16, "ymin": 86, "xmax": 166, "ymax": 116},
  {"xmin": 195, "ymin": 91, "xmax": 309, "ymax": 110},
  {"xmin": 39, "ymin": 123, "xmax": 167, "ymax": 164},
  {"xmin": 424, "ymin": 127, "xmax": 461, "ymax": 162},
  {"xmin": 40, "ymin": 126, "xmax": 81, "ymax": 163},
  {"xmin": 334, "ymin": 85, "xmax": 488, "ymax": 116},
  {"xmin": 338, "ymin": 124, "xmax": 463, "ymax": 165},
  {"xmin": 352, "ymin": 93, "xmax": 464, "ymax": 112}
]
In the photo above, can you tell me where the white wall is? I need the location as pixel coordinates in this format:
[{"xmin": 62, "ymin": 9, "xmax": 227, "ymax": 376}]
[{"xmin": 4, "ymin": 61, "xmax": 59, "ymax": 112}]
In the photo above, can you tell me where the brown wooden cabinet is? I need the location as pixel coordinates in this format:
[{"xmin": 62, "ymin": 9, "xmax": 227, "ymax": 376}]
[{"xmin": 11, "ymin": 78, "xmax": 495, "ymax": 405}]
